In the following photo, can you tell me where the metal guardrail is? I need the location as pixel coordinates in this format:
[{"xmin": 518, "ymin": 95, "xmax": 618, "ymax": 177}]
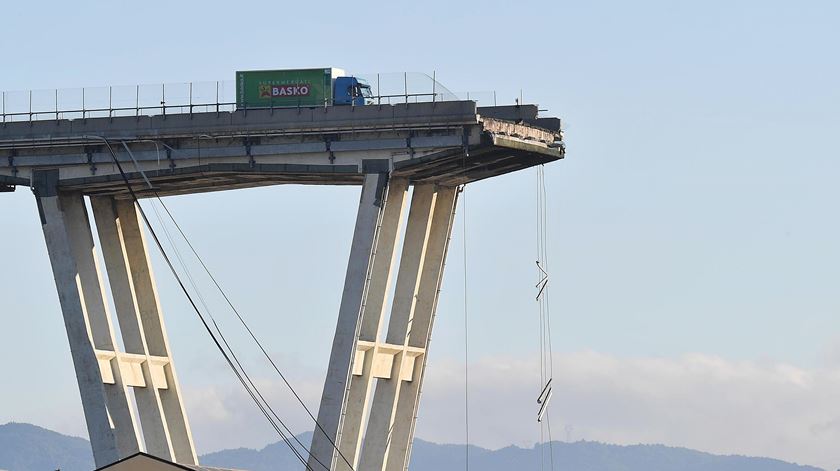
[
  {"xmin": 0, "ymin": 97, "xmax": 442, "ymax": 124},
  {"xmin": 1, "ymin": 81, "xmax": 235, "ymax": 123},
  {"xmin": 0, "ymin": 72, "xmax": 503, "ymax": 124}
]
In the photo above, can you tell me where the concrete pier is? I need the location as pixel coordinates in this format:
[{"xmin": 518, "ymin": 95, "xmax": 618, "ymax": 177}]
[{"xmin": 31, "ymin": 170, "xmax": 197, "ymax": 467}]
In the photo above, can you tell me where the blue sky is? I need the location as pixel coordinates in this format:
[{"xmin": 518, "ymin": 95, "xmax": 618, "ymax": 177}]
[{"xmin": 2, "ymin": 1, "xmax": 839, "ymax": 468}]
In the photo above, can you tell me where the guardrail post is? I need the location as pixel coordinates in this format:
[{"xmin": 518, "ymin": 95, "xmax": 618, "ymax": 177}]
[{"xmin": 432, "ymin": 71, "xmax": 436, "ymax": 105}]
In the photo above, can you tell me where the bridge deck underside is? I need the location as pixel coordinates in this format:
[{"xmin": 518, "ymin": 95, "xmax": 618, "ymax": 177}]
[
  {"xmin": 0, "ymin": 102, "xmax": 563, "ymax": 196},
  {"xmin": 52, "ymin": 145, "xmax": 554, "ymax": 198}
]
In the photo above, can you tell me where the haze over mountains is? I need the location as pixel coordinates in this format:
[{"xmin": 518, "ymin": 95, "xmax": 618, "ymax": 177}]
[{"xmin": 0, "ymin": 422, "xmax": 825, "ymax": 471}]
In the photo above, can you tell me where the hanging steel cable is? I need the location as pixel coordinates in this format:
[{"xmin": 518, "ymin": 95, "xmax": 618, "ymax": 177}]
[
  {"xmin": 461, "ymin": 183, "xmax": 470, "ymax": 471},
  {"xmin": 145, "ymin": 202, "xmax": 323, "ymax": 469},
  {"xmin": 118, "ymin": 138, "xmax": 357, "ymax": 470},
  {"xmin": 535, "ymin": 164, "xmax": 556, "ymax": 470},
  {"xmin": 153, "ymin": 194, "xmax": 357, "ymax": 471},
  {"xmin": 460, "ymin": 138, "xmax": 471, "ymax": 471},
  {"xmin": 92, "ymin": 137, "xmax": 331, "ymax": 471}
]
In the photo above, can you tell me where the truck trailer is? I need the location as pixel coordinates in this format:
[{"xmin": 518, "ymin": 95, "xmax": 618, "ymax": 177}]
[{"xmin": 236, "ymin": 68, "xmax": 372, "ymax": 109}]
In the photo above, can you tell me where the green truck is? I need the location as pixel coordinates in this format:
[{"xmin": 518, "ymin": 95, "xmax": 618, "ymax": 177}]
[{"xmin": 235, "ymin": 68, "xmax": 372, "ymax": 109}]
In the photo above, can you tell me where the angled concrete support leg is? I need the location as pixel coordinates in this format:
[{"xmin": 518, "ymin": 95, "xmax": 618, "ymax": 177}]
[
  {"xmin": 33, "ymin": 170, "xmax": 141, "ymax": 467},
  {"xmin": 385, "ymin": 187, "xmax": 457, "ymax": 471},
  {"xmin": 91, "ymin": 196, "xmax": 198, "ymax": 465},
  {"xmin": 310, "ymin": 170, "xmax": 394, "ymax": 471},
  {"xmin": 359, "ymin": 185, "xmax": 458, "ymax": 471},
  {"xmin": 358, "ymin": 184, "xmax": 437, "ymax": 471},
  {"xmin": 337, "ymin": 178, "xmax": 408, "ymax": 469}
]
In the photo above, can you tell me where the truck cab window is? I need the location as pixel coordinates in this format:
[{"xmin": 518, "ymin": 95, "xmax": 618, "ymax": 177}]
[{"xmin": 356, "ymin": 79, "xmax": 373, "ymax": 98}]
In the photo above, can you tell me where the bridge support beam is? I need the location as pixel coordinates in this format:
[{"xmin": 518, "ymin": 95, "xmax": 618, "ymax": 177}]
[
  {"xmin": 33, "ymin": 169, "xmax": 196, "ymax": 467},
  {"xmin": 91, "ymin": 197, "xmax": 198, "ymax": 465},
  {"xmin": 34, "ymin": 171, "xmax": 139, "ymax": 467},
  {"xmin": 359, "ymin": 185, "xmax": 457, "ymax": 471},
  {"xmin": 310, "ymin": 169, "xmax": 394, "ymax": 471},
  {"xmin": 379, "ymin": 186, "xmax": 457, "ymax": 471},
  {"xmin": 336, "ymin": 177, "xmax": 408, "ymax": 468},
  {"xmin": 310, "ymin": 171, "xmax": 458, "ymax": 471}
]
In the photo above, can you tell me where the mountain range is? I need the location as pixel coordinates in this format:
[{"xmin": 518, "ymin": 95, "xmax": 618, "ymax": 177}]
[{"xmin": 0, "ymin": 422, "xmax": 824, "ymax": 471}]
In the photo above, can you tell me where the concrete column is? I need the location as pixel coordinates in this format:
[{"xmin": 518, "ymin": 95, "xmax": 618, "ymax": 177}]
[
  {"xmin": 310, "ymin": 171, "xmax": 391, "ymax": 471},
  {"xmin": 385, "ymin": 187, "xmax": 458, "ymax": 471},
  {"xmin": 359, "ymin": 184, "xmax": 438, "ymax": 471},
  {"xmin": 337, "ymin": 178, "xmax": 408, "ymax": 469},
  {"xmin": 60, "ymin": 193, "xmax": 143, "ymax": 460},
  {"xmin": 32, "ymin": 170, "xmax": 136, "ymax": 467},
  {"xmin": 91, "ymin": 196, "xmax": 198, "ymax": 465}
]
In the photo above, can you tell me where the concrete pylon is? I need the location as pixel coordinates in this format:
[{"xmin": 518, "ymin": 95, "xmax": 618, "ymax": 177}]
[
  {"xmin": 310, "ymin": 171, "xmax": 458, "ymax": 471},
  {"xmin": 378, "ymin": 186, "xmax": 457, "ymax": 471},
  {"xmin": 310, "ymin": 169, "xmax": 394, "ymax": 471},
  {"xmin": 33, "ymin": 170, "xmax": 196, "ymax": 467},
  {"xmin": 91, "ymin": 197, "xmax": 197, "ymax": 464},
  {"xmin": 337, "ymin": 177, "xmax": 408, "ymax": 467}
]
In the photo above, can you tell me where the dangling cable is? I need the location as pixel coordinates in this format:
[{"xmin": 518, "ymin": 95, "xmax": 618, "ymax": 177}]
[
  {"xmin": 148, "ymin": 203, "xmax": 313, "ymax": 467},
  {"xmin": 535, "ymin": 165, "xmax": 555, "ymax": 470},
  {"xmin": 461, "ymin": 184, "xmax": 470, "ymax": 471},
  {"xmin": 118, "ymin": 139, "xmax": 356, "ymax": 470},
  {"xmin": 542, "ymin": 165, "xmax": 556, "ymax": 471},
  {"xmin": 157, "ymin": 202, "xmax": 356, "ymax": 469},
  {"xmin": 460, "ymin": 133, "xmax": 470, "ymax": 471},
  {"xmin": 92, "ymin": 137, "xmax": 325, "ymax": 471},
  {"xmin": 148, "ymin": 203, "xmax": 323, "ymax": 469},
  {"xmin": 536, "ymin": 167, "xmax": 545, "ymax": 471},
  {"xmin": 154, "ymin": 178, "xmax": 357, "ymax": 470}
]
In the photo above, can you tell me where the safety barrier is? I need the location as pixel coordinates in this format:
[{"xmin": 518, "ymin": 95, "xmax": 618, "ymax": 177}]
[{"xmin": 0, "ymin": 72, "xmax": 504, "ymax": 123}]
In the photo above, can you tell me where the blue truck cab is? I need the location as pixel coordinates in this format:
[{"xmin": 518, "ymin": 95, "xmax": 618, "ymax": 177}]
[{"xmin": 334, "ymin": 76, "xmax": 373, "ymax": 106}]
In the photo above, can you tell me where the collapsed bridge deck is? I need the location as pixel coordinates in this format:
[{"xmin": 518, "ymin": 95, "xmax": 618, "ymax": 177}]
[{"xmin": 0, "ymin": 101, "xmax": 563, "ymax": 197}]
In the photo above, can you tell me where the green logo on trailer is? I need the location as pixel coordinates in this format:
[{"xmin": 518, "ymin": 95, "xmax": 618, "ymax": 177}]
[{"xmin": 236, "ymin": 69, "xmax": 332, "ymax": 108}]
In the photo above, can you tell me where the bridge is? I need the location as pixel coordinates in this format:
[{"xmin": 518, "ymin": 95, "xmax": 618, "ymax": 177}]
[{"xmin": 0, "ymin": 97, "xmax": 563, "ymax": 471}]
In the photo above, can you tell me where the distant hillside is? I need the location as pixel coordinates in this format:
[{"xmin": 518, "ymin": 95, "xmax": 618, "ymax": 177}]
[
  {"xmin": 0, "ymin": 423, "xmax": 93, "ymax": 471},
  {"xmin": 0, "ymin": 423, "xmax": 825, "ymax": 471},
  {"xmin": 203, "ymin": 433, "xmax": 824, "ymax": 471},
  {"xmin": 407, "ymin": 439, "xmax": 825, "ymax": 471}
]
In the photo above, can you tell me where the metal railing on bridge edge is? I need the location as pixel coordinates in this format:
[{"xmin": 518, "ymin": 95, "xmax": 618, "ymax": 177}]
[{"xmin": 0, "ymin": 72, "xmax": 502, "ymax": 124}]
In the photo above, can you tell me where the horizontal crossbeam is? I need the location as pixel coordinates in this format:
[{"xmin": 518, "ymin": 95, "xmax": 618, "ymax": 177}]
[
  {"xmin": 94, "ymin": 350, "xmax": 172, "ymax": 389},
  {"xmin": 353, "ymin": 341, "xmax": 425, "ymax": 381}
]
